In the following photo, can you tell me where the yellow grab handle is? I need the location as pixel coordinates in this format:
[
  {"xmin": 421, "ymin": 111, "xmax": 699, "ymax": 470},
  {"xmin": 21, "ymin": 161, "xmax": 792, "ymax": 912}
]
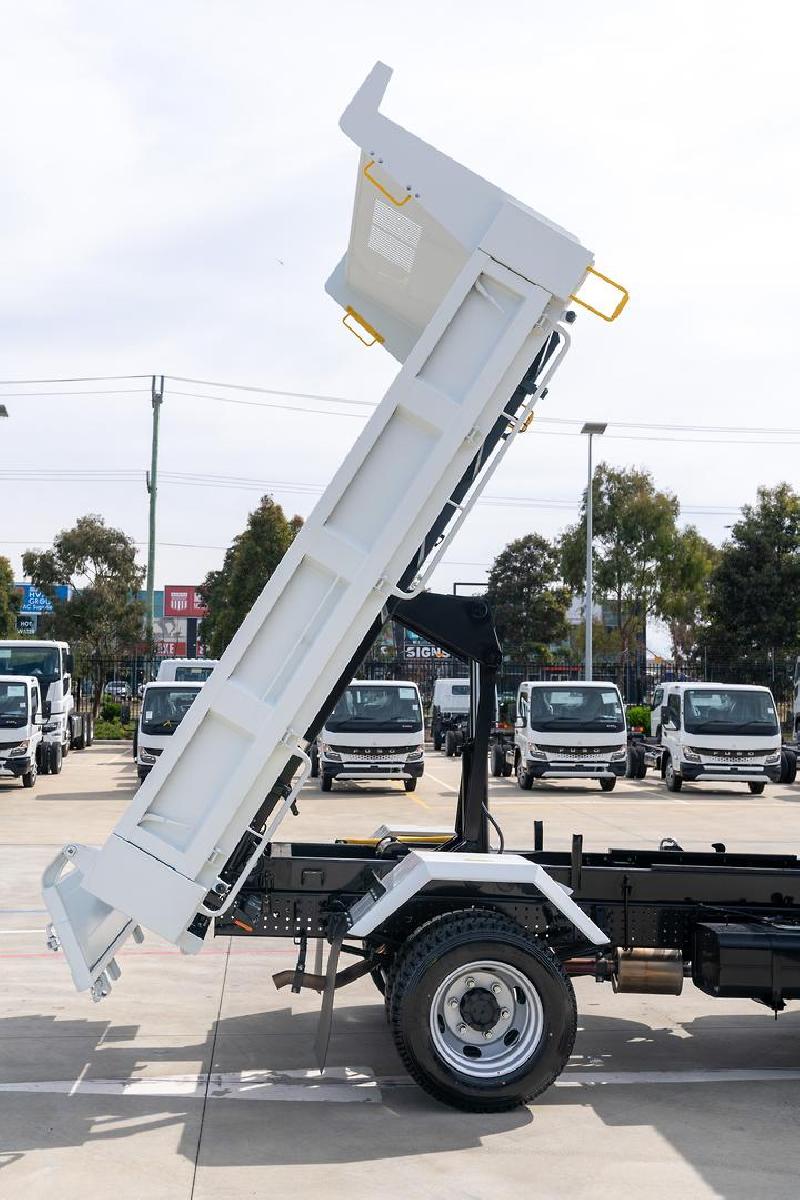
[
  {"xmin": 342, "ymin": 306, "xmax": 385, "ymax": 348},
  {"xmin": 363, "ymin": 159, "xmax": 412, "ymax": 207},
  {"xmin": 570, "ymin": 266, "xmax": 629, "ymax": 323}
]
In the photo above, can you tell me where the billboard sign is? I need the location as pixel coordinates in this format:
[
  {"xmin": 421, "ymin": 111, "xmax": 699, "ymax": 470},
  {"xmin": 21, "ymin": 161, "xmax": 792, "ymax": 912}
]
[
  {"xmin": 16, "ymin": 613, "xmax": 37, "ymax": 635},
  {"xmin": 14, "ymin": 583, "xmax": 72, "ymax": 614},
  {"xmin": 163, "ymin": 585, "xmax": 207, "ymax": 619}
]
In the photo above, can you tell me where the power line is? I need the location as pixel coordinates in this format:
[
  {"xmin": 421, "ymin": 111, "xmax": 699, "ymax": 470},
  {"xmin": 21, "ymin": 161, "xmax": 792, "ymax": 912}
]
[{"xmin": 0, "ymin": 374, "xmax": 150, "ymax": 384}]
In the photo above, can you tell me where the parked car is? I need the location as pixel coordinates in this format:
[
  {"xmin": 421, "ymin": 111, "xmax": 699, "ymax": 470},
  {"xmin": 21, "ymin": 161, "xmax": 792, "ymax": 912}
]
[{"xmin": 103, "ymin": 680, "xmax": 132, "ymax": 701}]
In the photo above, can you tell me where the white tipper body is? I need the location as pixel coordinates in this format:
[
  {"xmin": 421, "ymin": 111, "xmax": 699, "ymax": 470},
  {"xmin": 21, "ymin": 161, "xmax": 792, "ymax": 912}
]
[{"xmin": 43, "ymin": 61, "xmax": 602, "ymax": 996}]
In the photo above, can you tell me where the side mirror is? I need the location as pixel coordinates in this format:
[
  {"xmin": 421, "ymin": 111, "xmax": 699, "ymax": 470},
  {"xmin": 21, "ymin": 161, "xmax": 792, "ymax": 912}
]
[
  {"xmin": 65, "ymin": 653, "xmax": 74, "ymax": 673},
  {"xmin": 515, "ymin": 716, "xmax": 524, "ymax": 729}
]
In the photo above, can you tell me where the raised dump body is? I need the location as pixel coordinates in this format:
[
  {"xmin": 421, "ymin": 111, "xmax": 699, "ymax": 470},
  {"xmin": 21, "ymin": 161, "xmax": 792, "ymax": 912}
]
[{"xmin": 43, "ymin": 61, "xmax": 614, "ymax": 998}]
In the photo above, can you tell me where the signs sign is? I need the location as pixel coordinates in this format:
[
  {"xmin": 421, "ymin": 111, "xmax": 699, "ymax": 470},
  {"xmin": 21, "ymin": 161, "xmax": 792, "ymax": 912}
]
[
  {"xmin": 163, "ymin": 585, "xmax": 207, "ymax": 619},
  {"xmin": 14, "ymin": 583, "xmax": 72, "ymax": 614}
]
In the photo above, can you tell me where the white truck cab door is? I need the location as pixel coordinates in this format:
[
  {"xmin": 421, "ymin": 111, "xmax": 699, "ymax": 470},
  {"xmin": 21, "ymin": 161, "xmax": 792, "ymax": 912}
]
[
  {"xmin": 661, "ymin": 691, "xmax": 682, "ymax": 754},
  {"xmin": 650, "ymin": 686, "xmax": 664, "ymax": 740},
  {"xmin": 515, "ymin": 688, "xmax": 529, "ymax": 754}
]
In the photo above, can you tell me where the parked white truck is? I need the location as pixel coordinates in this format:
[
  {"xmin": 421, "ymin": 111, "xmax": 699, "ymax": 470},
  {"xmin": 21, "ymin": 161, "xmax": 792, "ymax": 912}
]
[
  {"xmin": 136, "ymin": 681, "xmax": 204, "ymax": 784},
  {"xmin": 0, "ymin": 676, "xmax": 45, "ymax": 788},
  {"xmin": 318, "ymin": 679, "xmax": 425, "ymax": 792},
  {"xmin": 514, "ymin": 680, "xmax": 628, "ymax": 792},
  {"xmin": 0, "ymin": 640, "xmax": 90, "ymax": 771},
  {"xmin": 640, "ymin": 681, "xmax": 782, "ymax": 794},
  {"xmin": 430, "ymin": 677, "xmax": 470, "ymax": 753}
]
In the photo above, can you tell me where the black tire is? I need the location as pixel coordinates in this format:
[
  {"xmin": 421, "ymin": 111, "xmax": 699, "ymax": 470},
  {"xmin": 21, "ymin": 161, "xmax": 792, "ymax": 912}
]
[
  {"xmin": 132, "ymin": 726, "xmax": 138, "ymax": 760},
  {"xmin": 50, "ymin": 742, "xmax": 63, "ymax": 775},
  {"xmin": 782, "ymin": 748, "xmax": 797, "ymax": 785},
  {"xmin": 404, "ymin": 777, "xmax": 417, "ymax": 792},
  {"xmin": 748, "ymin": 782, "xmax": 766, "ymax": 795},
  {"xmin": 502, "ymin": 761, "xmax": 513, "ymax": 777},
  {"xmin": 664, "ymin": 755, "xmax": 682, "ymax": 792},
  {"xmin": 516, "ymin": 753, "xmax": 533, "ymax": 791},
  {"xmin": 309, "ymin": 744, "xmax": 319, "ymax": 779},
  {"xmin": 320, "ymin": 772, "xmax": 333, "ymax": 792},
  {"xmin": 85, "ymin": 716, "xmax": 94, "ymax": 747},
  {"xmin": 22, "ymin": 763, "xmax": 36, "ymax": 788},
  {"xmin": 72, "ymin": 718, "xmax": 85, "ymax": 751},
  {"xmin": 625, "ymin": 748, "xmax": 636, "ymax": 779},
  {"xmin": 491, "ymin": 744, "xmax": 505, "ymax": 778},
  {"xmin": 433, "ymin": 729, "xmax": 443, "ymax": 752},
  {"xmin": 444, "ymin": 731, "xmax": 456, "ymax": 757},
  {"xmin": 62, "ymin": 731, "xmax": 69, "ymax": 757},
  {"xmin": 388, "ymin": 909, "xmax": 577, "ymax": 1112},
  {"xmin": 635, "ymin": 747, "xmax": 648, "ymax": 779},
  {"xmin": 600, "ymin": 777, "xmax": 616, "ymax": 792}
]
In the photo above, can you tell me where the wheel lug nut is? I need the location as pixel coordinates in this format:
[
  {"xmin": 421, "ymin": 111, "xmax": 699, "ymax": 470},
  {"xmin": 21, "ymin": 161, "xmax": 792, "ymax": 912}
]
[
  {"xmin": 500, "ymin": 1008, "xmax": 510, "ymax": 1019},
  {"xmin": 457, "ymin": 1023, "xmax": 467, "ymax": 1034},
  {"xmin": 448, "ymin": 997, "xmax": 458, "ymax": 1008},
  {"xmin": 483, "ymin": 1030, "xmax": 493, "ymax": 1040},
  {"xmin": 491, "ymin": 983, "xmax": 502, "ymax": 995},
  {"xmin": 465, "ymin": 978, "xmax": 475, "ymax": 988}
]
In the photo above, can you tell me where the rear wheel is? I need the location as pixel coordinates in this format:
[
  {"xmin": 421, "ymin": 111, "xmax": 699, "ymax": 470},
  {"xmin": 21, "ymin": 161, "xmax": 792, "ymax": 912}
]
[
  {"xmin": 444, "ymin": 731, "xmax": 457, "ymax": 757},
  {"xmin": 320, "ymin": 772, "xmax": 333, "ymax": 793},
  {"xmin": 664, "ymin": 756, "xmax": 682, "ymax": 792},
  {"xmin": 61, "ymin": 732, "xmax": 69, "ymax": 757},
  {"xmin": 635, "ymin": 747, "xmax": 648, "ymax": 779},
  {"xmin": 72, "ymin": 719, "xmax": 85, "ymax": 751},
  {"xmin": 388, "ymin": 909, "xmax": 577, "ymax": 1112},
  {"xmin": 491, "ymin": 744, "xmax": 505, "ymax": 778},
  {"xmin": 84, "ymin": 716, "xmax": 93, "ymax": 748},
  {"xmin": 600, "ymin": 777, "xmax": 616, "ymax": 792},
  {"xmin": 748, "ymin": 782, "xmax": 766, "ymax": 795}
]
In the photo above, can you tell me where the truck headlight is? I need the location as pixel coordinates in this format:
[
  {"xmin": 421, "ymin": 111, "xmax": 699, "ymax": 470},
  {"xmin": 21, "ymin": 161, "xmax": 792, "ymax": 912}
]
[
  {"xmin": 683, "ymin": 747, "xmax": 701, "ymax": 762},
  {"xmin": 320, "ymin": 744, "xmax": 341, "ymax": 761},
  {"xmin": 139, "ymin": 747, "xmax": 157, "ymax": 764},
  {"xmin": 406, "ymin": 746, "xmax": 424, "ymax": 760},
  {"xmin": 2, "ymin": 741, "xmax": 28, "ymax": 757},
  {"xmin": 528, "ymin": 744, "xmax": 547, "ymax": 759},
  {"xmin": 610, "ymin": 748, "xmax": 627, "ymax": 761},
  {"xmin": 765, "ymin": 751, "xmax": 781, "ymax": 764}
]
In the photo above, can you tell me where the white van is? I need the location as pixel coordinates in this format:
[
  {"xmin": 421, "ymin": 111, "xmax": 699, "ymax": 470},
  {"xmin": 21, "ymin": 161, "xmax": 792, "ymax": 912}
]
[
  {"xmin": 650, "ymin": 681, "xmax": 782, "ymax": 794},
  {"xmin": 430, "ymin": 677, "xmax": 470, "ymax": 752},
  {"xmin": 318, "ymin": 679, "xmax": 425, "ymax": 792},
  {"xmin": 156, "ymin": 658, "xmax": 219, "ymax": 684},
  {"xmin": 0, "ymin": 676, "xmax": 45, "ymax": 788},
  {"xmin": 136, "ymin": 681, "xmax": 203, "ymax": 783},
  {"xmin": 515, "ymin": 680, "xmax": 627, "ymax": 791}
]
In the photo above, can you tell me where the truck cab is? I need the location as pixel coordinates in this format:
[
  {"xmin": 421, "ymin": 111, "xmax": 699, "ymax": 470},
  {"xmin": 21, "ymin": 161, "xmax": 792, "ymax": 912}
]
[
  {"xmin": 0, "ymin": 640, "xmax": 88, "ymax": 766},
  {"xmin": 156, "ymin": 658, "xmax": 219, "ymax": 684},
  {"xmin": 430, "ymin": 677, "xmax": 470, "ymax": 753},
  {"xmin": 319, "ymin": 679, "xmax": 425, "ymax": 793},
  {"xmin": 514, "ymin": 680, "xmax": 628, "ymax": 792},
  {"xmin": 651, "ymin": 682, "xmax": 782, "ymax": 794},
  {"xmin": 136, "ymin": 682, "xmax": 203, "ymax": 784},
  {"xmin": 0, "ymin": 676, "xmax": 44, "ymax": 788}
]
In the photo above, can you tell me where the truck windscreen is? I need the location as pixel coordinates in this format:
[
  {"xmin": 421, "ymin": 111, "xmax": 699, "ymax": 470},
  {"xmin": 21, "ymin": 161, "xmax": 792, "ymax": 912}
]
[
  {"xmin": 530, "ymin": 687, "xmax": 625, "ymax": 733},
  {"xmin": 325, "ymin": 685, "xmax": 423, "ymax": 734},
  {"xmin": 141, "ymin": 688, "xmax": 200, "ymax": 735},
  {"xmin": 0, "ymin": 646, "xmax": 59, "ymax": 679},
  {"xmin": 0, "ymin": 682, "xmax": 28, "ymax": 728},
  {"xmin": 683, "ymin": 689, "xmax": 779, "ymax": 736}
]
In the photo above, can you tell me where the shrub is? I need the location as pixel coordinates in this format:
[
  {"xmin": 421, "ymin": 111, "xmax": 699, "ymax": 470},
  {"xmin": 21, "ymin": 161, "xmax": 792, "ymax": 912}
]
[
  {"xmin": 626, "ymin": 704, "xmax": 650, "ymax": 734},
  {"xmin": 94, "ymin": 719, "xmax": 135, "ymax": 740},
  {"xmin": 100, "ymin": 699, "xmax": 122, "ymax": 722}
]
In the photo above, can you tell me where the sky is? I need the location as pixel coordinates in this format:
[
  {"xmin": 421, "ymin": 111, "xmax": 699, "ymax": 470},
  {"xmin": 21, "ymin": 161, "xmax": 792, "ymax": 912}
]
[{"xmin": 2, "ymin": 1, "xmax": 799, "ymax": 656}]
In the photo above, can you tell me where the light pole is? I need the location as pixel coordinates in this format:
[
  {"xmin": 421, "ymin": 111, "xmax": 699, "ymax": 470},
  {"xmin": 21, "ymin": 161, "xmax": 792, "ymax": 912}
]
[{"xmin": 581, "ymin": 422, "xmax": 607, "ymax": 681}]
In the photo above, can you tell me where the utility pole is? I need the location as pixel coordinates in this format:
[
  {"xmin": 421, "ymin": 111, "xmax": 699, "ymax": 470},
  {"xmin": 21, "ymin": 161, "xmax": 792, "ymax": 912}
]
[
  {"xmin": 145, "ymin": 376, "xmax": 164, "ymax": 647},
  {"xmin": 581, "ymin": 422, "xmax": 606, "ymax": 682}
]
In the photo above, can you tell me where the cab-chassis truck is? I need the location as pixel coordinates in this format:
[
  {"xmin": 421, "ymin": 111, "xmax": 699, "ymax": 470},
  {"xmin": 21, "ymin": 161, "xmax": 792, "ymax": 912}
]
[{"xmin": 44, "ymin": 63, "xmax": 800, "ymax": 1112}]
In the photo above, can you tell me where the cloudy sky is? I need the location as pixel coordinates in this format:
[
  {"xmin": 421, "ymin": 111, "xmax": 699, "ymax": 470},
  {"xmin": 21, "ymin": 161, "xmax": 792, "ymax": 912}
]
[{"xmin": 2, "ymin": 2, "xmax": 798, "ymax": 652}]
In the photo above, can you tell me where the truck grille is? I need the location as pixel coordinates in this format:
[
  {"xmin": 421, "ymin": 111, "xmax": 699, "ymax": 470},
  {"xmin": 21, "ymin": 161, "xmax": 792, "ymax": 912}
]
[
  {"xmin": 336, "ymin": 745, "xmax": 419, "ymax": 758},
  {"xmin": 691, "ymin": 747, "xmax": 772, "ymax": 760},
  {"xmin": 539, "ymin": 744, "xmax": 619, "ymax": 757}
]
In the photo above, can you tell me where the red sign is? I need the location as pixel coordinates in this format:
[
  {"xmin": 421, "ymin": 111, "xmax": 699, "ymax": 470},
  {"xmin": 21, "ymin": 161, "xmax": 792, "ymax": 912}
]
[{"xmin": 164, "ymin": 585, "xmax": 207, "ymax": 619}]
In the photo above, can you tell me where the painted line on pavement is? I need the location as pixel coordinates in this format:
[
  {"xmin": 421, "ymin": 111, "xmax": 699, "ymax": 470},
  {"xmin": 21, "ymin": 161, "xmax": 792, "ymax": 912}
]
[{"xmin": 0, "ymin": 1067, "xmax": 380, "ymax": 1104}]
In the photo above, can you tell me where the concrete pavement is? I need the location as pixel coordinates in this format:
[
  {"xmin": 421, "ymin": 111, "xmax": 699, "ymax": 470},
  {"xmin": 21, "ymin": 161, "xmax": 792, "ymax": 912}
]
[{"xmin": 1, "ymin": 742, "xmax": 799, "ymax": 1198}]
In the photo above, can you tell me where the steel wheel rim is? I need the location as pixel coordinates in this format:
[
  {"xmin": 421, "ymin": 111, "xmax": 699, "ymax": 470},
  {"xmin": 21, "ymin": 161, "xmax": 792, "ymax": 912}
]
[{"xmin": 429, "ymin": 959, "xmax": 544, "ymax": 1078}]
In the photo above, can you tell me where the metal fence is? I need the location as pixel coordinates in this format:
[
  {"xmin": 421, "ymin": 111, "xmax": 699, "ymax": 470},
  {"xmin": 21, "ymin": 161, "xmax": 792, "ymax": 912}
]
[{"xmin": 72, "ymin": 653, "xmax": 798, "ymax": 730}]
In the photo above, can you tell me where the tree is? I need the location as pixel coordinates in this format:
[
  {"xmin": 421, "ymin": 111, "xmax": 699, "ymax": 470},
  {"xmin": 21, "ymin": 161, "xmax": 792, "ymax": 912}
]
[
  {"xmin": 485, "ymin": 534, "xmax": 570, "ymax": 660},
  {"xmin": 201, "ymin": 495, "xmax": 302, "ymax": 657},
  {"xmin": 660, "ymin": 526, "xmax": 718, "ymax": 662},
  {"xmin": 0, "ymin": 556, "xmax": 20, "ymax": 637},
  {"xmin": 561, "ymin": 464, "xmax": 714, "ymax": 661},
  {"xmin": 22, "ymin": 515, "xmax": 144, "ymax": 660},
  {"xmin": 701, "ymin": 483, "xmax": 800, "ymax": 662}
]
